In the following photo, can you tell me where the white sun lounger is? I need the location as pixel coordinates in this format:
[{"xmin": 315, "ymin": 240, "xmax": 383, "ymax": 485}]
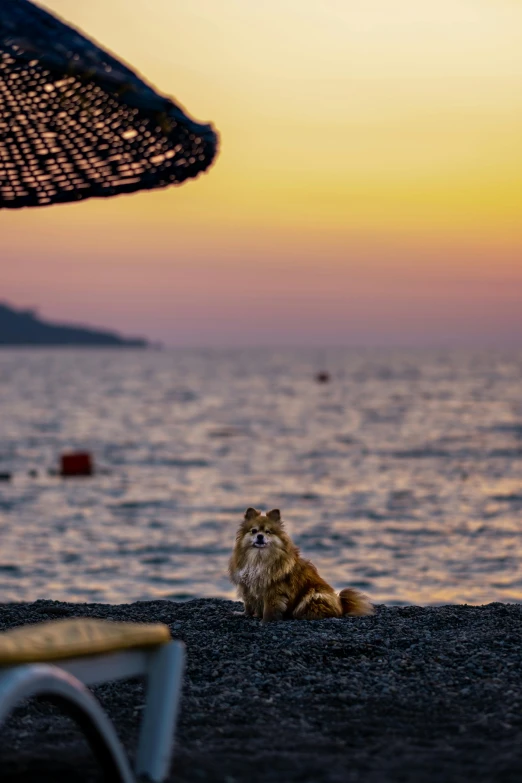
[{"xmin": 0, "ymin": 618, "xmax": 185, "ymax": 782}]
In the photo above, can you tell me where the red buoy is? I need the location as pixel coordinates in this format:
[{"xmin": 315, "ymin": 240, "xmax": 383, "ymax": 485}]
[{"xmin": 60, "ymin": 452, "xmax": 93, "ymax": 477}]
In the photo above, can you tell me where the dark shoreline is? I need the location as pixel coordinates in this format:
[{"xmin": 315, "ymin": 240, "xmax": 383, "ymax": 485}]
[
  {"xmin": 0, "ymin": 302, "xmax": 149, "ymax": 347},
  {"xmin": 1, "ymin": 599, "xmax": 521, "ymax": 782}
]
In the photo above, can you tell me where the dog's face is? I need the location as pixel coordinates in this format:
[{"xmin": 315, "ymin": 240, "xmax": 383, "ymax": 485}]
[{"xmin": 236, "ymin": 507, "xmax": 286, "ymax": 553}]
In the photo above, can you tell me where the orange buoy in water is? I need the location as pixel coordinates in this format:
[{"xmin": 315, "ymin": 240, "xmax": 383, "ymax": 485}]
[
  {"xmin": 315, "ymin": 372, "xmax": 330, "ymax": 383},
  {"xmin": 60, "ymin": 452, "xmax": 93, "ymax": 477}
]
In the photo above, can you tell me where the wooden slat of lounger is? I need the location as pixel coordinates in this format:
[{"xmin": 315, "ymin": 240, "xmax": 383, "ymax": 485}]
[{"xmin": 0, "ymin": 618, "xmax": 171, "ymax": 664}]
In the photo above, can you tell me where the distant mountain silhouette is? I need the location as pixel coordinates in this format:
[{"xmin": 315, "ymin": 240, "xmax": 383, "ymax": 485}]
[{"xmin": 0, "ymin": 303, "xmax": 148, "ymax": 346}]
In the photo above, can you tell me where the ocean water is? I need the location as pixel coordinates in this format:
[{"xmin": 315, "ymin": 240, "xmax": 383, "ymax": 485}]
[{"xmin": 0, "ymin": 347, "xmax": 521, "ymax": 606}]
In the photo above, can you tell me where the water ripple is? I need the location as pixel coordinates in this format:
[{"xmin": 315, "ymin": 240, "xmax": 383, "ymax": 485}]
[{"xmin": 0, "ymin": 347, "xmax": 521, "ymax": 605}]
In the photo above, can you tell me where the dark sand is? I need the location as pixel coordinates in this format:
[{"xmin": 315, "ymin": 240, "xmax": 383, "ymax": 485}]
[{"xmin": 1, "ymin": 599, "xmax": 522, "ymax": 782}]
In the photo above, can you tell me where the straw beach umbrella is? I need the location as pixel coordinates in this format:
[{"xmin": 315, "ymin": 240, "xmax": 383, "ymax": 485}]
[{"xmin": 0, "ymin": 0, "xmax": 218, "ymax": 209}]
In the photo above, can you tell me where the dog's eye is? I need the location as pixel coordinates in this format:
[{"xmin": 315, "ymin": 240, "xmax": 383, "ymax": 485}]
[{"xmin": 251, "ymin": 528, "xmax": 258, "ymax": 535}]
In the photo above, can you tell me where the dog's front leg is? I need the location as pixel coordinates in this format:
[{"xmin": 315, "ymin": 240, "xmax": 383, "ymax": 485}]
[
  {"xmin": 243, "ymin": 596, "xmax": 260, "ymax": 617},
  {"xmin": 262, "ymin": 598, "xmax": 287, "ymax": 624},
  {"xmin": 233, "ymin": 591, "xmax": 258, "ymax": 617}
]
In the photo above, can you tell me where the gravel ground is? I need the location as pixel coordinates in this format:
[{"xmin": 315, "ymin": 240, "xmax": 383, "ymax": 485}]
[{"xmin": 1, "ymin": 599, "xmax": 522, "ymax": 782}]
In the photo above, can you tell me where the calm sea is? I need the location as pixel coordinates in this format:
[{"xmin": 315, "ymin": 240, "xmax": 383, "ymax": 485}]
[{"xmin": 0, "ymin": 347, "xmax": 521, "ymax": 606}]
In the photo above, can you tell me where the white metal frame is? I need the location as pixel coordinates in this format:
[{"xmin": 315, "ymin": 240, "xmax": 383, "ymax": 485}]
[{"xmin": 0, "ymin": 640, "xmax": 185, "ymax": 783}]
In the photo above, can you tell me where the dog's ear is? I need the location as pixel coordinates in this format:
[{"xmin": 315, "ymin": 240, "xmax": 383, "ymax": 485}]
[
  {"xmin": 244, "ymin": 507, "xmax": 260, "ymax": 521},
  {"xmin": 266, "ymin": 509, "xmax": 281, "ymax": 523}
]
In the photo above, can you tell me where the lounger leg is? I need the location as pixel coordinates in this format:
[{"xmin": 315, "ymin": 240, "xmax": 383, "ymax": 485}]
[
  {"xmin": 135, "ymin": 641, "xmax": 185, "ymax": 783},
  {"xmin": 0, "ymin": 664, "xmax": 135, "ymax": 783}
]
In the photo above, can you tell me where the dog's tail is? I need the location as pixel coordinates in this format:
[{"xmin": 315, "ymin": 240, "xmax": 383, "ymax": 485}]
[{"xmin": 339, "ymin": 588, "xmax": 374, "ymax": 617}]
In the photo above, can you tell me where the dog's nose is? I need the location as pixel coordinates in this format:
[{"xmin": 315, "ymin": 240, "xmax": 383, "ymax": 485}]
[{"xmin": 256, "ymin": 533, "xmax": 264, "ymax": 543}]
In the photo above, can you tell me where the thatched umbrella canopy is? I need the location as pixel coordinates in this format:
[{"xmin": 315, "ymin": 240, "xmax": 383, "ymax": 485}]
[{"xmin": 0, "ymin": 0, "xmax": 218, "ymax": 209}]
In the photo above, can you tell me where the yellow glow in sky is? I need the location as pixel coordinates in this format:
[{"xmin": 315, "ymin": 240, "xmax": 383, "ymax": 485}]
[{"xmin": 1, "ymin": 0, "xmax": 522, "ymax": 344}]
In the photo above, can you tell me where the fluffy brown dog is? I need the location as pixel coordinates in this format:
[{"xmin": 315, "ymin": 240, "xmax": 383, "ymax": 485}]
[{"xmin": 229, "ymin": 508, "xmax": 374, "ymax": 622}]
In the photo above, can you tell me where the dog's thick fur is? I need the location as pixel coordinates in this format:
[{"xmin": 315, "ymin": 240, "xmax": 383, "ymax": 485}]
[{"xmin": 229, "ymin": 508, "xmax": 374, "ymax": 622}]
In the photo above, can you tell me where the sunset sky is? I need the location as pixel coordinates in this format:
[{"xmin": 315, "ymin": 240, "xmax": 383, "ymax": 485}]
[{"xmin": 2, "ymin": 0, "xmax": 522, "ymax": 345}]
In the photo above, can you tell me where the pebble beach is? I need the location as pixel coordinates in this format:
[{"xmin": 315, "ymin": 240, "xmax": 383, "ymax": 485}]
[{"xmin": 1, "ymin": 598, "xmax": 522, "ymax": 782}]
